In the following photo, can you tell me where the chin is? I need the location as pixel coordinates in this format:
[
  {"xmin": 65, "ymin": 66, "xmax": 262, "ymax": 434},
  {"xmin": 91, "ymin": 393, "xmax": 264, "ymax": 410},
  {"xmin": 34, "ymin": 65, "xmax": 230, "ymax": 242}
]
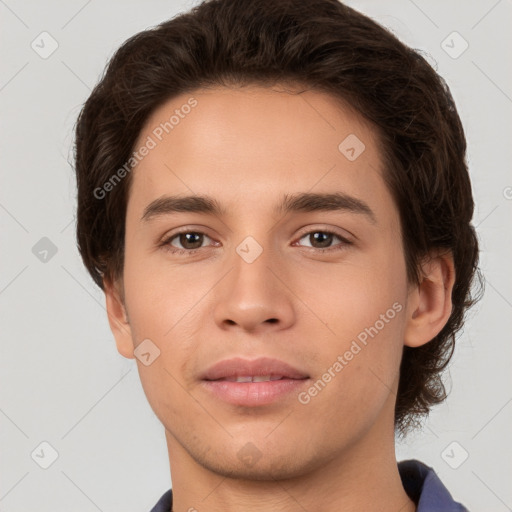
[{"xmin": 190, "ymin": 445, "xmax": 321, "ymax": 482}]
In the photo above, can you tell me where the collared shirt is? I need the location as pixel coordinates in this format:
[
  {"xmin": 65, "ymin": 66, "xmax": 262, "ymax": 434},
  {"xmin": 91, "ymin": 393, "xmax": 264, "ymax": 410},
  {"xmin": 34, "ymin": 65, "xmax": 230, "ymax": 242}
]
[
  {"xmin": 398, "ymin": 459, "xmax": 470, "ymax": 511},
  {"xmin": 150, "ymin": 458, "xmax": 470, "ymax": 511}
]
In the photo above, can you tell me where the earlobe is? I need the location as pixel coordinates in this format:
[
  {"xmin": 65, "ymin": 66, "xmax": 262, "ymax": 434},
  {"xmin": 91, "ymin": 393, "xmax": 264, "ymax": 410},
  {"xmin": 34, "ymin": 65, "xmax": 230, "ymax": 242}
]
[
  {"xmin": 403, "ymin": 251, "xmax": 455, "ymax": 348},
  {"xmin": 103, "ymin": 277, "xmax": 135, "ymax": 359}
]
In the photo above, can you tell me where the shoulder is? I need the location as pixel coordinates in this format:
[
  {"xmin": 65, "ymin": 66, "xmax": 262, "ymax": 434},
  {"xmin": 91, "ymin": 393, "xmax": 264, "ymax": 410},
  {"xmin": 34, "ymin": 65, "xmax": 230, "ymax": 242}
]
[
  {"xmin": 149, "ymin": 488, "xmax": 173, "ymax": 512},
  {"xmin": 398, "ymin": 459, "xmax": 470, "ymax": 511}
]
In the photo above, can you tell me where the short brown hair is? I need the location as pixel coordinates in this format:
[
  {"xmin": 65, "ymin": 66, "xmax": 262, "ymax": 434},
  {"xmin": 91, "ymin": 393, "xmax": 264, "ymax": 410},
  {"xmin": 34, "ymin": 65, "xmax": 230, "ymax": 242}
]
[{"xmin": 73, "ymin": 0, "xmax": 482, "ymax": 438}]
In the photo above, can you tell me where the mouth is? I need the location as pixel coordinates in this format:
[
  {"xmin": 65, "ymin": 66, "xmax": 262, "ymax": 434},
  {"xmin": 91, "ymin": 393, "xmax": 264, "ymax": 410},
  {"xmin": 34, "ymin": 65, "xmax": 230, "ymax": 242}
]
[
  {"xmin": 211, "ymin": 374, "xmax": 292, "ymax": 382},
  {"xmin": 200, "ymin": 357, "xmax": 310, "ymax": 406}
]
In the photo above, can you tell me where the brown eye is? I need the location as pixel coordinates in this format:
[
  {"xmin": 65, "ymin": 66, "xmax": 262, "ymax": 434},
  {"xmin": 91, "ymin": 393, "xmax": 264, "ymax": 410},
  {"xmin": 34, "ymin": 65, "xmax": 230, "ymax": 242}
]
[
  {"xmin": 296, "ymin": 230, "xmax": 352, "ymax": 252},
  {"xmin": 309, "ymin": 232, "xmax": 333, "ymax": 248},
  {"xmin": 171, "ymin": 232, "xmax": 206, "ymax": 250}
]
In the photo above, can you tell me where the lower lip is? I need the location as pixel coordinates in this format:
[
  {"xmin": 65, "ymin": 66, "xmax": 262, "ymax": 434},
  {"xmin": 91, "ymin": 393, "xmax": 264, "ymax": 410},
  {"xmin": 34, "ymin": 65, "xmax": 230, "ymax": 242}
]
[{"xmin": 201, "ymin": 378, "xmax": 309, "ymax": 406}]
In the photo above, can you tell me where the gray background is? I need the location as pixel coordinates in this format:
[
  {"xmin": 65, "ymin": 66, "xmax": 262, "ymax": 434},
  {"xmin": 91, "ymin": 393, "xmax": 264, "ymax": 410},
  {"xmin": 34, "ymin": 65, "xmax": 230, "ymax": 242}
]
[{"xmin": 1, "ymin": 0, "xmax": 511, "ymax": 510}]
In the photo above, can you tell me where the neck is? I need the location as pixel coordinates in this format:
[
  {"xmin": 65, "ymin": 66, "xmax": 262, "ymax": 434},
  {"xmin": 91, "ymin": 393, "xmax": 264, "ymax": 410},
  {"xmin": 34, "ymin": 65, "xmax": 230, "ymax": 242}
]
[{"xmin": 164, "ymin": 411, "xmax": 416, "ymax": 512}]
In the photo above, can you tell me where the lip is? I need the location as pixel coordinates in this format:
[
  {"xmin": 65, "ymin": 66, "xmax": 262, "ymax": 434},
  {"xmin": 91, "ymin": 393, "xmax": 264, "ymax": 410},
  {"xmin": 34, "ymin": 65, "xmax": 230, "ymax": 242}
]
[
  {"xmin": 200, "ymin": 357, "xmax": 310, "ymax": 407},
  {"xmin": 201, "ymin": 356, "xmax": 309, "ymax": 381}
]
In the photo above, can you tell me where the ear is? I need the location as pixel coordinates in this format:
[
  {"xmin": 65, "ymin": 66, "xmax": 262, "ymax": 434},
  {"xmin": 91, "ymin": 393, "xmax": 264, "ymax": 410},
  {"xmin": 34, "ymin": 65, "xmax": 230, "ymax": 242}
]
[
  {"xmin": 404, "ymin": 250, "xmax": 455, "ymax": 348},
  {"xmin": 103, "ymin": 277, "xmax": 135, "ymax": 359}
]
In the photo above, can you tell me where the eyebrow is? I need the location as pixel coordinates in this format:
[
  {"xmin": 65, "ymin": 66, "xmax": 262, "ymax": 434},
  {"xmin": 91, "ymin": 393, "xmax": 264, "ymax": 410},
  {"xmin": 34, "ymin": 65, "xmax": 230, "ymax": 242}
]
[{"xmin": 141, "ymin": 192, "xmax": 376, "ymax": 224}]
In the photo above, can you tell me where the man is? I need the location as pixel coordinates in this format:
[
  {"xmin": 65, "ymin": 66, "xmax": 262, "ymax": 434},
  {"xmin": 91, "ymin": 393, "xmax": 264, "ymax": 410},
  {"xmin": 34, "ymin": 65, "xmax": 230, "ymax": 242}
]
[{"xmin": 73, "ymin": 0, "xmax": 480, "ymax": 510}]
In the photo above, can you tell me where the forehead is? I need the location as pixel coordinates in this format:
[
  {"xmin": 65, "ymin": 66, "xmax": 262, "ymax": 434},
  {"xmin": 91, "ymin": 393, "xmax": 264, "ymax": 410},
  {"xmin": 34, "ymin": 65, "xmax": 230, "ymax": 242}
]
[{"xmin": 127, "ymin": 85, "xmax": 391, "ymax": 222}]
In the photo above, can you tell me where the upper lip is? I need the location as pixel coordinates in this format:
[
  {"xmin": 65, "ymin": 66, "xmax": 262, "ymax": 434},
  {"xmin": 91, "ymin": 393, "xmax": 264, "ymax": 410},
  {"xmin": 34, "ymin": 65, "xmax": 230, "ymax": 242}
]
[{"xmin": 201, "ymin": 357, "xmax": 309, "ymax": 381}]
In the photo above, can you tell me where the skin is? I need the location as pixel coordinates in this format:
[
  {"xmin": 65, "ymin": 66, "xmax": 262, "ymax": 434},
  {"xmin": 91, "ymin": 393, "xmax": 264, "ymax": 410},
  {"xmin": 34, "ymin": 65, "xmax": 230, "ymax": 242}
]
[{"xmin": 104, "ymin": 85, "xmax": 455, "ymax": 512}]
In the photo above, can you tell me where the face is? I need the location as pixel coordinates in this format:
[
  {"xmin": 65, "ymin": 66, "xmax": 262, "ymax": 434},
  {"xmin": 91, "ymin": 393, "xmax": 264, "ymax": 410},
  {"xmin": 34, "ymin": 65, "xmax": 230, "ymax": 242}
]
[{"xmin": 114, "ymin": 85, "xmax": 411, "ymax": 479}]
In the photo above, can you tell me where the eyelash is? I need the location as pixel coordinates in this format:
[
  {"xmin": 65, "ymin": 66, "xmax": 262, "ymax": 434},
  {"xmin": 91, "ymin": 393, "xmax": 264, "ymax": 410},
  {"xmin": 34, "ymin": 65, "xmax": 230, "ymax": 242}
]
[{"xmin": 159, "ymin": 229, "xmax": 352, "ymax": 256}]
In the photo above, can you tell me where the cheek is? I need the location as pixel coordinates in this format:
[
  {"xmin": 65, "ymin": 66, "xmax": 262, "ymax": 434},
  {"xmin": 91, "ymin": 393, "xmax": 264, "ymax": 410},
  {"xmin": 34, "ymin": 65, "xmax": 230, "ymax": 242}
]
[
  {"xmin": 293, "ymin": 242, "xmax": 408, "ymax": 400},
  {"xmin": 293, "ymin": 243, "xmax": 407, "ymax": 341},
  {"xmin": 122, "ymin": 240, "xmax": 200, "ymax": 337},
  {"xmin": 121, "ymin": 251, "xmax": 205, "ymax": 415}
]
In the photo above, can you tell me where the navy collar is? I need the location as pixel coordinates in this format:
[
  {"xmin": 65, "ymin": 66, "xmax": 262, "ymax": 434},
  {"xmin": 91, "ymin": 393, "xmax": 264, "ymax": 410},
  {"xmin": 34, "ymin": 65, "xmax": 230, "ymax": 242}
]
[
  {"xmin": 150, "ymin": 459, "xmax": 469, "ymax": 511},
  {"xmin": 398, "ymin": 459, "xmax": 469, "ymax": 511}
]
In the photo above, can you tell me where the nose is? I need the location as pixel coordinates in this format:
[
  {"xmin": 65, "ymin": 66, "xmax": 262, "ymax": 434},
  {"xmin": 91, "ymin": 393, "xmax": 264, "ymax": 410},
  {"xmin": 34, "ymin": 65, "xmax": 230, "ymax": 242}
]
[{"xmin": 213, "ymin": 243, "xmax": 296, "ymax": 334}]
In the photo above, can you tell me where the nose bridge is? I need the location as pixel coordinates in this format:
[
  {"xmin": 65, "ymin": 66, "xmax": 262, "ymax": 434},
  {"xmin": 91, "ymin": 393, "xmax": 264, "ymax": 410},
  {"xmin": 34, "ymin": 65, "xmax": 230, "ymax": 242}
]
[
  {"xmin": 230, "ymin": 234, "xmax": 280, "ymax": 301},
  {"xmin": 213, "ymin": 233, "xmax": 295, "ymax": 331}
]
